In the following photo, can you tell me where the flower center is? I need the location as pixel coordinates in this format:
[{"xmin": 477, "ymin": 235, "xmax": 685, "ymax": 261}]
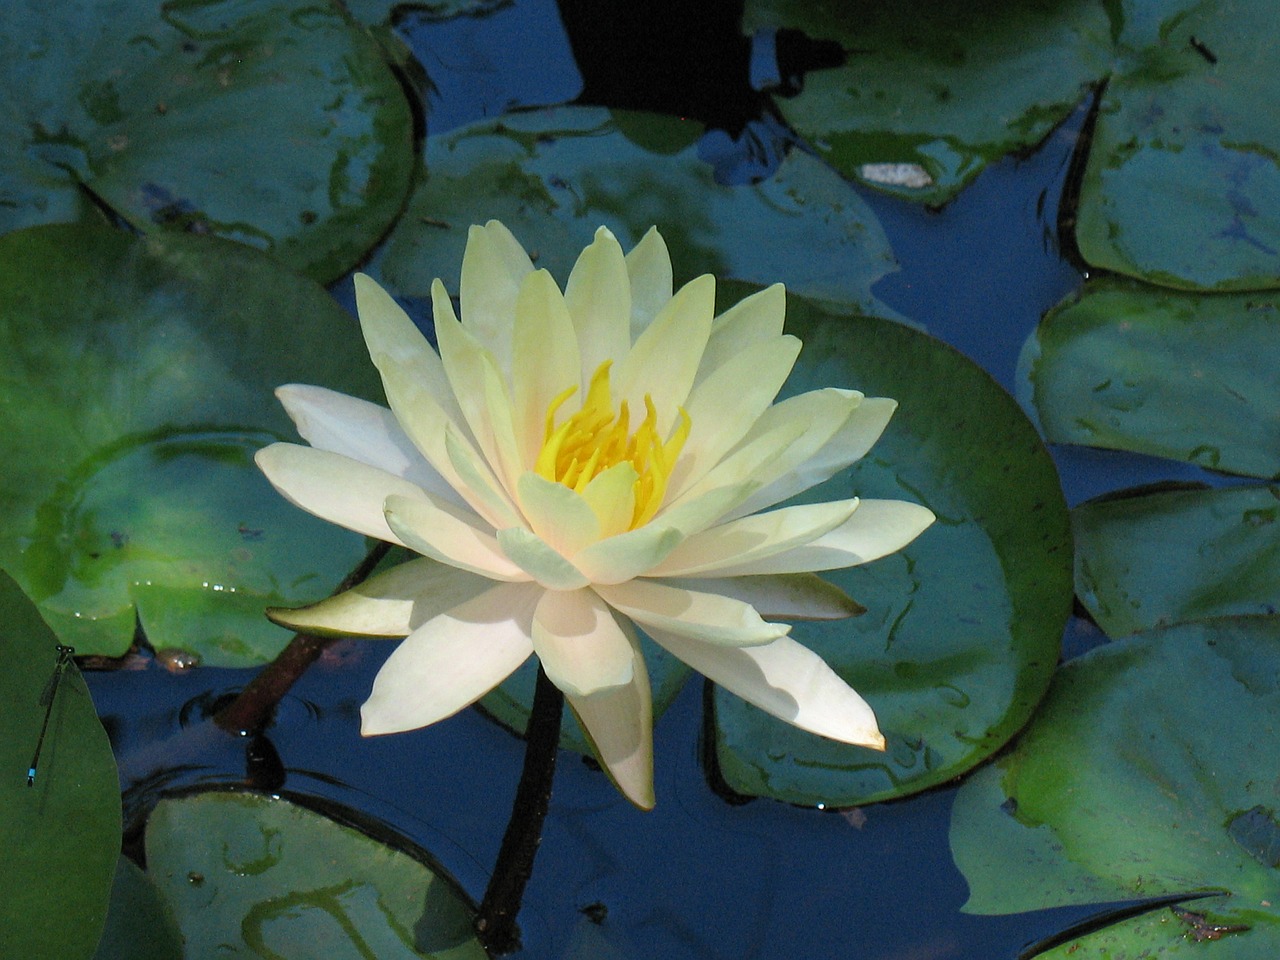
[{"xmin": 535, "ymin": 361, "xmax": 690, "ymax": 529}]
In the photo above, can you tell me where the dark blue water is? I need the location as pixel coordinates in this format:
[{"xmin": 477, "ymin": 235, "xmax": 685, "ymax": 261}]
[{"xmin": 85, "ymin": 3, "xmax": 1229, "ymax": 957}]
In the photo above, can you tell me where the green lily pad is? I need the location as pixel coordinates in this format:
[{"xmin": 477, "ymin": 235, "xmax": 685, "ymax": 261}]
[
  {"xmin": 372, "ymin": 106, "xmax": 899, "ymax": 316},
  {"xmin": 92, "ymin": 857, "xmax": 183, "ymax": 960},
  {"xmin": 1076, "ymin": 0, "xmax": 1280, "ymax": 290},
  {"xmin": 1075, "ymin": 484, "xmax": 1280, "ymax": 638},
  {"xmin": 1026, "ymin": 276, "xmax": 1280, "ymax": 477},
  {"xmin": 0, "ymin": 223, "xmax": 382, "ymax": 666},
  {"xmin": 0, "ymin": 0, "xmax": 414, "ymax": 282},
  {"xmin": 741, "ymin": 0, "xmax": 1111, "ymax": 204},
  {"xmin": 145, "ymin": 791, "xmax": 486, "ymax": 959},
  {"xmin": 0, "ymin": 570, "xmax": 120, "ymax": 960},
  {"xmin": 950, "ymin": 617, "xmax": 1280, "ymax": 956},
  {"xmin": 712, "ymin": 283, "xmax": 1072, "ymax": 805},
  {"xmin": 344, "ymin": 0, "xmax": 507, "ymax": 25}
]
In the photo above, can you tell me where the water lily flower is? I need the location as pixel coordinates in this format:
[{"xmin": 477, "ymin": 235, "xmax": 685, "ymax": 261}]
[{"xmin": 256, "ymin": 222, "xmax": 934, "ymax": 809}]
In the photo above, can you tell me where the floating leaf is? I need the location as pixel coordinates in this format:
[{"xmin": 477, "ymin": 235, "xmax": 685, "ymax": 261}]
[
  {"xmin": 1027, "ymin": 276, "xmax": 1280, "ymax": 477},
  {"xmin": 145, "ymin": 791, "xmax": 486, "ymax": 959},
  {"xmin": 712, "ymin": 283, "xmax": 1071, "ymax": 805},
  {"xmin": 0, "ymin": 224, "xmax": 382, "ymax": 665},
  {"xmin": 373, "ymin": 106, "xmax": 899, "ymax": 316},
  {"xmin": 0, "ymin": 0, "xmax": 414, "ymax": 281},
  {"xmin": 1076, "ymin": 0, "xmax": 1280, "ymax": 290},
  {"xmin": 0, "ymin": 570, "xmax": 119, "ymax": 960},
  {"xmin": 741, "ymin": 0, "xmax": 1111, "ymax": 204},
  {"xmin": 951, "ymin": 617, "xmax": 1280, "ymax": 956},
  {"xmin": 1075, "ymin": 484, "xmax": 1280, "ymax": 637}
]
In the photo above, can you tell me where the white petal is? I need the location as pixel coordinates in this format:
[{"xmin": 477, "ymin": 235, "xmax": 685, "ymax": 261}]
[
  {"xmin": 566, "ymin": 623, "xmax": 655, "ymax": 809},
  {"xmin": 384, "ymin": 492, "xmax": 529, "ymax": 582},
  {"xmin": 700, "ymin": 499, "xmax": 936, "ymax": 576},
  {"xmin": 255, "ymin": 443, "xmax": 425, "ymax": 545},
  {"xmin": 595, "ymin": 579, "xmax": 787, "ymax": 647},
  {"xmin": 532, "ymin": 588, "xmax": 634, "ymax": 697},
  {"xmin": 512, "ymin": 269, "xmax": 582, "ymax": 468},
  {"xmin": 564, "ymin": 226, "xmax": 631, "ymax": 382},
  {"xmin": 497, "ymin": 527, "xmax": 591, "ymax": 590},
  {"xmin": 579, "ymin": 462, "xmax": 638, "ymax": 541},
  {"xmin": 645, "ymin": 628, "xmax": 885, "ymax": 749},
  {"xmin": 267, "ymin": 558, "xmax": 493, "ymax": 637},
  {"xmin": 274, "ymin": 384, "xmax": 462, "ymax": 506},
  {"xmin": 516, "ymin": 472, "xmax": 601, "ymax": 557},
  {"xmin": 459, "ymin": 221, "xmax": 535, "ymax": 378},
  {"xmin": 652, "ymin": 573, "xmax": 863, "ymax": 621},
  {"xmin": 695, "ymin": 283, "xmax": 786, "ymax": 385},
  {"xmin": 360, "ymin": 582, "xmax": 540, "ymax": 735},
  {"xmin": 624, "ymin": 226, "xmax": 673, "ymax": 340}
]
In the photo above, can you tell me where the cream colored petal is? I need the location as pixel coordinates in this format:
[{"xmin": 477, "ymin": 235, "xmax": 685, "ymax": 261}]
[
  {"xmin": 443, "ymin": 427, "xmax": 523, "ymax": 530},
  {"xmin": 652, "ymin": 573, "xmax": 863, "ymax": 621},
  {"xmin": 266, "ymin": 558, "xmax": 493, "ymax": 638},
  {"xmin": 360, "ymin": 581, "xmax": 540, "ymax": 735},
  {"xmin": 516, "ymin": 472, "xmax": 601, "ymax": 557},
  {"xmin": 384, "ymin": 492, "xmax": 529, "ymax": 582},
  {"xmin": 624, "ymin": 226, "xmax": 673, "ymax": 341},
  {"xmin": 564, "ymin": 226, "xmax": 631, "ymax": 381},
  {"xmin": 728, "ymin": 395, "xmax": 898, "ymax": 521},
  {"xmin": 695, "ymin": 283, "xmax": 786, "ymax": 385},
  {"xmin": 649, "ymin": 498, "xmax": 859, "ymax": 577},
  {"xmin": 496, "ymin": 527, "xmax": 590, "ymax": 590},
  {"xmin": 595, "ymin": 579, "xmax": 788, "ymax": 647},
  {"xmin": 512, "ymin": 270, "xmax": 581, "ymax": 467},
  {"xmin": 579, "ymin": 462, "xmax": 638, "ymax": 542},
  {"xmin": 532, "ymin": 588, "xmax": 634, "ymax": 697},
  {"xmin": 665, "ymin": 335, "xmax": 801, "ymax": 498},
  {"xmin": 645, "ymin": 628, "xmax": 885, "ymax": 749},
  {"xmin": 458, "ymin": 221, "xmax": 535, "ymax": 377},
  {"xmin": 274, "ymin": 384, "xmax": 462, "ymax": 506},
  {"xmin": 256, "ymin": 443, "xmax": 425, "ymax": 545},
  {"xmin": 699, "ymin": 499, "xmax": 936, "ymax": 576},
  {"xmin": 614, "ymin": 273, "xmax": 715, "ymax": 436},
  {"xmin": 566, "ymin": 623, "xmax": 654, "ymax": 809}
]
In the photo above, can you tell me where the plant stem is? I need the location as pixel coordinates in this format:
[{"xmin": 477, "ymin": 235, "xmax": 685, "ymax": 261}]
[
  {"xmin": 213, "ymin": 542, "xmax": 391, "ymax": 735},
  {"xmin": 475, "ymin": 664, "xmax": 564, "ymax": 956}
]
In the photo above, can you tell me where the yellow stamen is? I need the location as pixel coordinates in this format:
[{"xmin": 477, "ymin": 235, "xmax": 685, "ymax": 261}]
[{"xmin": 536, "ymin": 361, "xmax": 690, "ymax": 529}]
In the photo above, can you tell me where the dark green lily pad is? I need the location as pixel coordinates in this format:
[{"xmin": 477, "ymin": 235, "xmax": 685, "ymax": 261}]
[
  {"xmin": 92, "ymin": 857, "xmax": 183, "ymax": 960},
  {"xmin": 1076, "ymin": 0, "xmax": 1280, "ymax": 290},
  {"xmin": 712, "ymin": 283, "xmax": 1071, "ymax": 805},
  {"xmin": 741, "ymin": 0, "xmax": 1110, "ymax": 204},
  {"xmin": 0, "ymin": 223, "xmax": 382, "ymax": 666},
  {"xmin": 373, "ymin": 106, "xmax": 899, "ymax": 316},
  {"xmin": 0, "ymin": 570, "xmax": 119, "ymax": 960},
  {"xmin": 1075, "ymin": 484, "xmax": 1280, "ymax": 637},
  {"xmin": 145, "ymin": 791, "xmax": 486, "ymax": 959},
  {"xmin": 950, "ymin": 617, "xmax": 1280, "ymax": 956},
  {"xmin": 0, "ymin": 0, "xmax": 414, "ymax": 282},
  {"xmin": 1026, "ymin": 277, "xmax": 1280, "ymax": 477}
]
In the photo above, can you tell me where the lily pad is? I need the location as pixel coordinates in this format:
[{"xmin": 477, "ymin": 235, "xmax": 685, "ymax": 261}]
[
  {"xmin": 1075, "ymin": 484, "xmax": 1280, "ymax": 637},
  {"xmin": 712, "ymin": 283, "xmax": 1072, "ymax": 805},
  {"xmin": 1076, "ymin": 0, "xmax": 1280, "ymax": 290},
  {"xmin": 372, "ymin": 106, "xmax": 899, "ymax": 316},
  {"xmin": 950, "ymin": 617, "xmax": 1280, "ymax": 956},
  {"xmin": 0, "ymin": 0, "xmax": 414, "ymax": 282},
  {"xmin": 0, "ymin": 570, "xmax": 120, "ymax": 960},
  {"xmin": 741, "ymin": 0, "xmax": 1111, "ymax": 204},
  {"xmin": 145, "ymin": 791, "xmax": 486, "ymax": 959},
  {"xmin": 0, "ymin": 223, "xmax": 382, "ymax": 665},
  {"xmin": 344, "ymin": 0, "xmax": 508, "ymax": 25},
  {"xmin": 1026, "ymin": 276, "xmax": 1280, "ymax": 477}
]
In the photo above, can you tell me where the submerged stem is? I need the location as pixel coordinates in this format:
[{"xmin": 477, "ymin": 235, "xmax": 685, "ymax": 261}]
[
  {"xmin": 212, "ymin": 542, "xmax": 391, "ymax": 735},
  {"xmin": 475, "ymin": 664, "xmax": 564, "ymax": 956}
]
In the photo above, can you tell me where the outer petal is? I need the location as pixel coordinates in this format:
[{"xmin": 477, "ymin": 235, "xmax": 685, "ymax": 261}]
[
  {"xmin": 698, "ymin": 499, "xmax": 936, "ymax": 577},
  {"xmin": 566, "ymin": 621, "xmax": 655, "ymax": 810},
  {"xmin": 648, "ymin": 498, "xmax": 859, "ymax": 577},
  {"xmin": 512, "ymin": 269, "xmax": 582, "ymax": 469},
  {"xmin": 385, "ymin": 493, "xmax": 529, "ymax": 582},
  {"xmin": 459, "ymin": 221, "xmax": 535, "ymax": 377},
  {"xmin": 255, "ymin": 443, "xmax": 426, "ymax": 545},
  {"xmin": 652, "ymin": 573, "xmax": 864, "ymax": 621},
  {"xmin": 614, "ymin": 273, "xmax": 715, "ymax": 436},
  {"xmin": 624, "ymin": 226, "xmax": 673, "ymax": 340},
  {"xmin": 695, "ymin": 283, "xmax": 786, "ymax": 386},
  {"xmin": 361, "ymin": 581, "xmax": 541, "ymax": 735},
  {"xmin": 266, "ymin": 558, "xmax": 493, "ymax": 638},
  {"xmin": 532, "ymin": 588, "xmax": 634, "ymax": 697},
  {"xmin": 595, "ymin": 579, "xmax": 788, "ymax": 647},
  {"xmin": 645, "ymin": 627, "xmax": 885, "ymax": 749},
  {"xmin": 564, "ymin": 226, "xmax": 631, "ymax": 382}
]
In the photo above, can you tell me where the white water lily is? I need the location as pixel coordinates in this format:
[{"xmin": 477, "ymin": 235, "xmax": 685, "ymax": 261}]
[{"xmin": 256, "ymin": 222, "xmax": 934, "ymax": 809}]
